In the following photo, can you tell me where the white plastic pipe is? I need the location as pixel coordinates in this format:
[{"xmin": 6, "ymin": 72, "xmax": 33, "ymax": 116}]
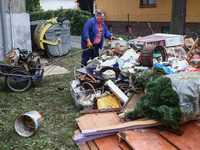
[{"xmin": 104, "ymin": 80, "xmax": 128, "ymax": 103}]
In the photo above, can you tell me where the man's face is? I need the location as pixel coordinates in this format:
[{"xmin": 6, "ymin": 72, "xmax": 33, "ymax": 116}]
[{"xmin": 96, "ymin": 14, "xmax": 105, "ymax": 23}]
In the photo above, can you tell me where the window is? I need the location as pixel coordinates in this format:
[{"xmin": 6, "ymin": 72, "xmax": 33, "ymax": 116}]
[
  {"xmin": 140, "ymin": 0, "xmax": 156, "ymax": 7},
  {"xmin": 162, "ymin": 27, "xmax": 170, "ymax": 34}
]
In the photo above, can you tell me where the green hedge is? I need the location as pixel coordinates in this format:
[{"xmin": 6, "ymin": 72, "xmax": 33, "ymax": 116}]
[
  {"xmin": 26, "ymin": 0, "xmax": 41, "ymax": 12},
  {"xmin": 29, "ymin": 9, "xmax": 92, "ymax": 35}
]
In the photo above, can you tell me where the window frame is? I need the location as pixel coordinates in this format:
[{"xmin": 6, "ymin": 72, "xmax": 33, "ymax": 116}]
[{"xmin": 140, "ymin": 0, "xmax": 157, "ymax": 8}]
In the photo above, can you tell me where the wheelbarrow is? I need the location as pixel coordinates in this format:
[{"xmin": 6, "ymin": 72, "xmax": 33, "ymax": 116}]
[{"xmin": 0, "ymin": 62, "xmax": 44, "ymax": 92}]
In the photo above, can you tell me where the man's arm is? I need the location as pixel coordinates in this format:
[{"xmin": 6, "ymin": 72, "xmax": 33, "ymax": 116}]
[{"xmin": 82, "ymin": 19, "xmax": 92, "ymax": 40}]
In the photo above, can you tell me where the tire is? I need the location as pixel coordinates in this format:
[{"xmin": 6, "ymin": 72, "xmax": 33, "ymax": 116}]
[{"xmin": 5, "ymin": 69, "xmax": 32, "ymax": 92}]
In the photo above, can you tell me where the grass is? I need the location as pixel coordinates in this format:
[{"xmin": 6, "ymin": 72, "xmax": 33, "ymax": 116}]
[{"xmin": 0, "ymin": 47, "xmax": 82, "ymax": 149}]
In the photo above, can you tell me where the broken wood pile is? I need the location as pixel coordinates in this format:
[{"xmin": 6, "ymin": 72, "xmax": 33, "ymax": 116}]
[{"xmin": 72, "ymin": 93, "xmax": 200, "ymax": 149}]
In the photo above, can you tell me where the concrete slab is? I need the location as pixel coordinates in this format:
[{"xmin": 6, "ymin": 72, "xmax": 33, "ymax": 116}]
[{"xmin": 43, "ymin": 65, "xmax": 70, "ymax": 76}]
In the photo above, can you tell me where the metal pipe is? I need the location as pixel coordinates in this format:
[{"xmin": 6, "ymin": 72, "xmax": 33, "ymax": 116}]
[
  {"xmin": 0, "ymin": 0, "xmax": 9, "ymax": 57},
  {"xmin": 10, "ymin": 0, "xmax": 14, "ymax": 47}
]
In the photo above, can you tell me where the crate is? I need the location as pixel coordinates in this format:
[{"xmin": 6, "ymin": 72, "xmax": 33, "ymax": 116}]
[{"xmin": 70, "ymin": 80, "xmax": 95, "ymax": 109}]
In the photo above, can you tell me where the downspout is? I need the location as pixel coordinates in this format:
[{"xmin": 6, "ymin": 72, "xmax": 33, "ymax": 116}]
[
  {"xmin": 10, "ymin": 0, "xmax": 14, "ymax": 48},
  {"xmin": 0, "ymin": 0, "xmax": 8, "ymax": 57}
]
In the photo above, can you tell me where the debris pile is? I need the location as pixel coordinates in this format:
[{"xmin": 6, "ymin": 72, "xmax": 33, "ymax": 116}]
[
  {"xmin": 71, "ymin": 33, "xmax": 200, "ymax": 149},
  {"xmin": 4, "ymin": 48, "xmax": 41, "ymax": 70}
]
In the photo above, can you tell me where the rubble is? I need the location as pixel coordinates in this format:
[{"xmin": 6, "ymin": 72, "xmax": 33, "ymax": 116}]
[{"xmin": 71, "ymin": 34, "xmax": 200, "ymax": 149}]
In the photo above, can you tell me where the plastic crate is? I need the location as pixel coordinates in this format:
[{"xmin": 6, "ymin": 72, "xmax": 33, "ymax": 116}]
[
  {"xmin": 70, "ymin": 87, "xmax": 83, "ymax": 109},
  {"xmin": 70, "ymin": 80, "xmax": 95, "ymax": 109}
]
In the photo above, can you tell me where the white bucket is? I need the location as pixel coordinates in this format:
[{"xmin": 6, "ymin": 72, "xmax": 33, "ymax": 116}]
[{"xmin": 15, "ymin": 111, "xmax": 42, "ymax": 137}]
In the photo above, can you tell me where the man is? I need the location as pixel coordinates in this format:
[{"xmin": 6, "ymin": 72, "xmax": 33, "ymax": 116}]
[{"xmin": 81, "ymin": 10, "xmax": 116, "ymax": 66}]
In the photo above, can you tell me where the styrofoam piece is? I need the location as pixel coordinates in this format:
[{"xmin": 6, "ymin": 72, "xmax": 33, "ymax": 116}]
[
  {"xmin": 111, "ymin": 40, "xmax": 128, "ymax": 48},
  {"xmin": 104, "ymin": 80, "xmax": 128, "ymax": 103}
]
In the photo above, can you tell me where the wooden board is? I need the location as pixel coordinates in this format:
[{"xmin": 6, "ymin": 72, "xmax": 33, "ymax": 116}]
[
  {"xmin": 87, "ymin": 141, "xmax": 99, "ymax": 150},
  {"xmin": 123, "ymin": 129, "xmax": 177, "ymax": 150},
  {"xmin": 119, "ymin": 141, "xmax": 132, "ymax": 150},
  {"xmin": 122, "ymin": 93, "xmax": 141, "ymax": 113},
  {"xmin": 97, "ymin": 120, "xmax": 159, "ymax": 131},
  {"xmin": 160, "ymin": 121, "xmax": 200, "ymax": 150},
  {"xmin": 94, "ymin": 134, "xmax": 132, "ymax": 150},
  {"xmin": 75, "ymin": 112, "xmax": 120, "ymax": 149},
  {"xmin": 73, "ymin": 130, "xmax": 90, "ymax": 150},
  {"xmin": 75, "ymin": 112, "xmax": 120, "ymax": 131},
  {"xmin": 195, "ymin": 120, "xmax": 200, "ymax": 126}
]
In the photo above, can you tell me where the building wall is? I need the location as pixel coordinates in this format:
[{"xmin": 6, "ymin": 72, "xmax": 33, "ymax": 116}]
[
  {"xmin": 97, "ymin": 0, "xmax": 200, "ymax": 23},
  {"xmin": 186, "ymin": 0, "xmax": 200, "ymax": 22},
  {"xmin": 0, "ymin": 0, "xmax": 31, "ymax": 60},
  {"xmin": 40, "ymin": 0, "xmax": 77, "ymax": 11},
  {"xmin": 97, "ymin": 0, "xmax": 171, "ymax": 22},
  {"xmin": 4, "ymin": 0, "xmax": 26, "ymax": 13},
  {"xmin": 96, "ymin": 0, "xmax": 200, "ymax": 36}
]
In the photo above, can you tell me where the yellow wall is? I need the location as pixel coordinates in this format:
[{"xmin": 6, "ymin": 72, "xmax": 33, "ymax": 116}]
[
  {"xmin": 96, "ymin": 0, "xmax": 200, "ymax": 23},
  {"xmin": 186, "ymin": 0, "xmax": 200, "ymax": 22}
]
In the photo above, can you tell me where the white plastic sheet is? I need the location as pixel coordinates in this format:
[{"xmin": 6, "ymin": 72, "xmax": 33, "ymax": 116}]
[{"xmin": 166, "ymin": 72, "xmax": 200, "ymax": 123}]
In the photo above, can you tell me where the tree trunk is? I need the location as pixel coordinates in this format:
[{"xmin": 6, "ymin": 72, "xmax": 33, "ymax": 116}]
[{"xmin": 170, "ymin": 0, "xmax": 187, "ymax": 35}]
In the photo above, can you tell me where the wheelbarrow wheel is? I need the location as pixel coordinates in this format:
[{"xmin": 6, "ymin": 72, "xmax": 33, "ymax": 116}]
[{"xmin": 5, "ymin": 68, "xmax": 32, "ymax": 92}]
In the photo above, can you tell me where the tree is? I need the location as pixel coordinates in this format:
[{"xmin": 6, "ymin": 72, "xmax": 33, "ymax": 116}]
[{"xmin": 169, "ymin": 0, "xmax": 187, "ymax": 35}]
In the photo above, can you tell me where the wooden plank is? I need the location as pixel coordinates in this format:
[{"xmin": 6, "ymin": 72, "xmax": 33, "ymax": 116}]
[
  {"xmin": 73, "ymin": 130, "xmax": 90, "ymax": 150},
  {"xmin": 74, "ymin": 132, "xmax": 118, "ymax": 143},
  {"xmin": 186, "ymin": 38, "xmax": 199, "ymax": 60},
  {"xmin": 160, "ymin": 121, "xmax": 200, "ymax": 150},
  {"xmin": 195, "ymin": 120, "xmax": 200, "ymax": 126},
  {"xmin": 155, "ymin": 126, "xmax": 184, "ymax": 136},
  {"xmin": 74, "ymin": 119, "xmax": 161, "ymax": 143},
  {"xmin": 123, "ymin": 129, "xmax": 177, "ymax": 150},
  {"xmin": 94, "ymin": 122, "xmax": 130, "ymax": 150},
  {"xmin": 122, "ymin": 93, "xmax": 141, "ymax": 113},
  {"xmin": 97, "ymin": 120, "xmax": 159, "ymax": 131},
  {"xmin": 75, "ymin": 112, "xmax": 120, "ymax": 148},
  {"xmin": 94, "ymin": 134, "xmax": 131, "ymax": 150},
  {"xmin": 184, "ymin": 37, "xmax": 200, "ymax": 50},
  {"xmin": 79, "ymin": 108, "xmax": 121, "ymax": 115},
  {"xmin": 118, "ymin": 141, "xmax": 132, "ymax": 150},
  {"xmin": 82, "ymin": 120, "xmax": 161, "ymax": 136},
  {"xmin": 94, "ymin": 134, "xmax": 121, "ymax": 150},
  {"xmin": 75, "ymin": 112, "xmax": 120, "ymax": 131},
  {"xmin": 87, "ymin": 141, "xmax": 99, "ymax": 150}
]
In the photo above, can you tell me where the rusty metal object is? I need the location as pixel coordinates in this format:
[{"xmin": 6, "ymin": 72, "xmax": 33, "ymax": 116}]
[
  {"xmin": 141, "ymin": 45, "xmax": 168, "ymax": 67},
  {"xmin": 77, "ymin": 73, "xmax": 102, "ymax": 89}
]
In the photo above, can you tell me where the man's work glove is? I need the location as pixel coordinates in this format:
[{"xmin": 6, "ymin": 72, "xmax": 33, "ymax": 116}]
[
  {"xmin": 87, "ymin": 41, "xmax": 93, "ymax": 48},
  {"xmin": 110, "ymin": 36, "xmax": 117, "ymax": 40}
]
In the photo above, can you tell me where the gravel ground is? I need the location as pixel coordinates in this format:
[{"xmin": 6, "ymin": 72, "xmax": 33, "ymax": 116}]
[{"xmin": 70, "ymin": 36, "xmax": 81, "ymax": 49}]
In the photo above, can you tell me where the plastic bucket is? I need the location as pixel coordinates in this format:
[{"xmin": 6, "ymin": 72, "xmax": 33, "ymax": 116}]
[{"xmin": 15, "ymin": 111, "xmax": 42, "ymax": 137}]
